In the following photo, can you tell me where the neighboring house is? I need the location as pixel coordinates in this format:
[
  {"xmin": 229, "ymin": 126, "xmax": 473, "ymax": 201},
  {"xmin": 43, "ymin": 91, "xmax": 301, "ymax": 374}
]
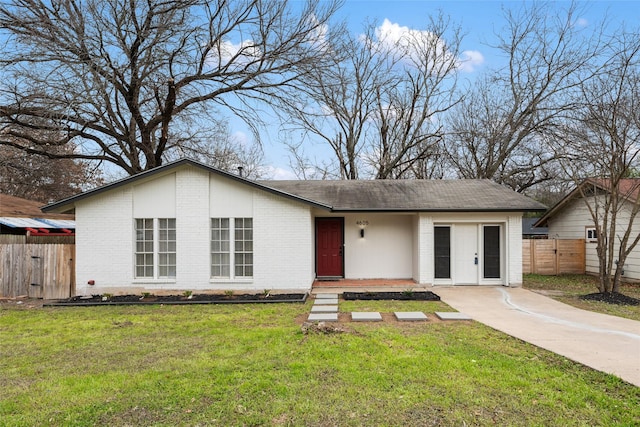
[
  {"xmin": 522, "ymin": 217, "xmax": 548, "ymax": 239},
  {"xmin": 535, "ymin": 178, "xmax": 640, "ymax": 281},
  {"xmin": 43, "ymin": 159, "xmax": 546, "ymax": 295},
  {"xmin": 0, "ymin": 193, "xmax": 75, "ymax": 238}
]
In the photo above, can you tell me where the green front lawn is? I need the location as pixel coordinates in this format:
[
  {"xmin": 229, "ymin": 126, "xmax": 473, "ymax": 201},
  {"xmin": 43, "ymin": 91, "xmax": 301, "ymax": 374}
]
[
  {"xmin": 1, "ymin": 302, "xmax": 638, "ymax": 426},
  {"xmin": 524, "ymin": 274, "xmax": 640, "ymax": 321}
]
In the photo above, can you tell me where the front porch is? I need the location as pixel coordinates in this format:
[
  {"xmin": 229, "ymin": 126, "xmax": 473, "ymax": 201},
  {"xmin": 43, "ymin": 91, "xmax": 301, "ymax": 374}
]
[{"xmin": 311, "ymin": 278, "xmax": 427, "ymax": 294}]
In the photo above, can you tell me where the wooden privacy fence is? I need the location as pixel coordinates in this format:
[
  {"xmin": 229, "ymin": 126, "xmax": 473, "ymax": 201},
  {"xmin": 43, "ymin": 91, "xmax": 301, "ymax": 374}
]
[
  {"xmin": 0, "ymin": 244, "xmax": 75, "ymax": 299},
  {"xmin": 523, "ymin": 239, "xmax": 585, "ymax": 275}
]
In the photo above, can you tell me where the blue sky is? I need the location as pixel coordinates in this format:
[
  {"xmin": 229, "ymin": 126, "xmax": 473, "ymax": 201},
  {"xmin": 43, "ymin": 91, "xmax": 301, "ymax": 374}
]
[{"xmin": 240, "ymin": 1, "xmax": 639, "ymax": 179}]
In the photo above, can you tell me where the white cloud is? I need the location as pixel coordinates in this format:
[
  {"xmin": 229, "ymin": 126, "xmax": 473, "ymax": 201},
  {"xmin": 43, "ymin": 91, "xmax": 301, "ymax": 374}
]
[
  {"xmin": 458, "ymin": 50, "xmax": 485, "ymax": 73},
  {"xmin": 305, "ymin": 14, "xmax": 329, "ymax": 51},
  {"xmin": 575, "ymin": 17, "xmax": 588, "ymax": 27},
  {"xmin": 370, "ymin": 19, "xmax": 484, "ymax": 73},
  {"xmin": 230, "ymin": 130, "xmax": 251, "ymax": 147},
  {"xmin": 207, "ymin": 39, "xmax": 262, "ymax": 69}
]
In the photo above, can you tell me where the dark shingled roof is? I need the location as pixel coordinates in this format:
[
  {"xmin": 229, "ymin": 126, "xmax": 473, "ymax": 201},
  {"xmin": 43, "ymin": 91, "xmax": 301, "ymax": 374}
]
[
  {"xmin": 42, "ymin": 159, "xmax": 546, "ymax": 214},
  {"xmin": 262, "ymin": 179, "xmax": 547, "ymax": 212}
]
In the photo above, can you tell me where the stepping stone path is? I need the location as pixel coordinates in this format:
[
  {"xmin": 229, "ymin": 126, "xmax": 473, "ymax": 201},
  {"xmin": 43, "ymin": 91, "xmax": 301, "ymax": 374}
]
[
  {"xmin": 307, "ymin": 293, "xmax": 470, "ymax": 323},
  {"xmin": 351, "ymin": 312, "xmax": 382, "ymax": 322},
  {"xmin": 311, "ymin": 305, "xmax": 339, "ymax": 313},
  {"xmin": 435, "ymin": 311, "xmax": 473, "ymax": 321},
  {"xmin": 308, "ymin": 294, "xmax": 339, "ymax": 322},
  {"xmin": 394, "ymin": 311, "xmax": 428, "ymax": 321}
]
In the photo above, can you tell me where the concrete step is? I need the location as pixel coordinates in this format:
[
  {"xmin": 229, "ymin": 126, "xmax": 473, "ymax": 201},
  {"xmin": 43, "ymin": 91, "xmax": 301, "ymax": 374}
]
[
  {"xmin": 314, "ymin": 298, "xmax": 339, "ymax": 305},
  {"xmin": 315, "ymin": 293, "xmax": 339, "ymax": 299},
  {"xmin": 311, "ymin": 305, "xmax": 338, "ymax": 313}
]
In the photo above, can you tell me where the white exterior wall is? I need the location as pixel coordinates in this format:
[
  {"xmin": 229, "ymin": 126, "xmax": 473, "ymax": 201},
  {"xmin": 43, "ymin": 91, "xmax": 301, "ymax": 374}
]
[
  {"xmin": 343, "ymin": 213, "xmax": 413, "ymax": 279},
  {"xmin": 548, "ymin": 196, "xmax": 640, "ymax": 281},
  {"xmin": 413, "ymin": 214, "xmax": 433, "ymax": 284},
  {"xmin": 74, "ymin": 166, "xmax": 314, "ymax": 295},
  {"xmin": 73, "ymin": 164, "xmax": 527, "ymax": 294},
  {"xmin": 507, "ymin": 214, "xmax": 523, "ymax": 286},
  {"xmin": 75, "ymin": 187, "xmax": 134, "ymax": 295},
  {"xmin": 253, "ymin": 193, "xmax": 314, "ymax": 290},
  {"xmin": 427, "ymin": 212, "xmax": 522, "ymax": 286},
  {"xmin": 174, "ymin": 166, "xmax": 211, "ymax": 290}
]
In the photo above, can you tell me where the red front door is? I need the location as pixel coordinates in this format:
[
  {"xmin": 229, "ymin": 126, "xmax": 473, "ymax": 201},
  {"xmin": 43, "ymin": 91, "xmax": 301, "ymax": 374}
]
[{"xmin": 316, "ymin": 218, "xmax": 344, "ymax": 277}]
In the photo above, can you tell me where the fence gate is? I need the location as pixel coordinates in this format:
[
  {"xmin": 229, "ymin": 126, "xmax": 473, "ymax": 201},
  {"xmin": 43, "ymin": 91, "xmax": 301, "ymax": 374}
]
[
  {"xmin": 522, "ymin": 239, "xmax": 585, "ymax": 275},
  {"xmin": 0, "ymin": 244, "xmax": 75, "ymax": 298}
]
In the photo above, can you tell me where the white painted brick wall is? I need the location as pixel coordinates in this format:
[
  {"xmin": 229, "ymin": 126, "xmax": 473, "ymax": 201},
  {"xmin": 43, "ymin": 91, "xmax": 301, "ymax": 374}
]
[
  {"xmin": 174, "ymin": 166, "xmax": 211, "ymax": 290},
  {"xmin": 508, "ymin": 214, "xmax": 523, "ymax": 286},
  {"xmin": 252, "ymin": 192, "xmax": 313, "ymax": 291},
  {"xmin": 76, "ymin": 188, "xmax": 134, "ymax": 295},
  {"xmin": 413, "ymin": 214, "xmax": 433, "ymax": 284}
]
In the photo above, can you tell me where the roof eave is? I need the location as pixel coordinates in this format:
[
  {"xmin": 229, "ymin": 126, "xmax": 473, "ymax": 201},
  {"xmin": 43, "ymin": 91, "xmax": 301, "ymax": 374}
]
[
  {"xmin": 534, "ymin": 179, "xmax": 601, "ymax": 227},
  {"xmin": 330, "ymin": 207, "xmax": 547, "ymax": 213}
]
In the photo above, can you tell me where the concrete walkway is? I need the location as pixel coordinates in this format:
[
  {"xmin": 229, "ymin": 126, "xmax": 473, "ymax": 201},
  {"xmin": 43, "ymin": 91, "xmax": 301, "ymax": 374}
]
[{"xmin": 436, "ymin": 286, "xmax": 640, "ymax": 387}]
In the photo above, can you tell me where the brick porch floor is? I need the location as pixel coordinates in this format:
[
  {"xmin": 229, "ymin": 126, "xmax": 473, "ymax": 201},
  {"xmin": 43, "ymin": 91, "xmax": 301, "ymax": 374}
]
[{"xmin": 312, "ymin": 278, "xmax": 424, "ymax": 294}]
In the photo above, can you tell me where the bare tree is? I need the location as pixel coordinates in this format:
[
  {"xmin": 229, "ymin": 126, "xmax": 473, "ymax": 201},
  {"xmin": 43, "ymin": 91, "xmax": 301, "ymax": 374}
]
[
  {"xmin": 167, "ymin": 120, "xmax": 266, "ymax": 179},
  {"xmin": 0, "ymin": 0, "xmax": 342, "ymax": 175},
  {"xmin": 0, "ymin": 140, "xmax": 103, "ymax": 203},
  {"xmin": 556, "ymin": 30, "xmax": 640, "ymax": 294},
  {"xmin": 445, "ymin": 1, "xmax": 604, "ymax": 192},
  {"xmin": 281, "ymin": 24, "xmax": 393, "ymax": 179},
  {"xmin": 282, "ymin": 15, "xmax": 462, "ymax": 179},
  {"xmin": 369, "ymin": 15, "xmax": 462, "ymax": 179}
]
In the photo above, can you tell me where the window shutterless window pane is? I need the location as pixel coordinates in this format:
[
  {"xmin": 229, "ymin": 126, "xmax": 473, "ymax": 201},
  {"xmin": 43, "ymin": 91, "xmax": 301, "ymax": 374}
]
[
  {"xmin": 434, "ymin": 226, "xmax": 451, "ymax": 279},
  {"xmin": 135, "ymin": 218, "xmax": 154, "ymax": 278},
  {"xmin": 211, "ymin": 218, "xmax": 230, "ymax": 278},
  {"xmin": 234, "ymin": 218, "xmax": 253, "ymax": 277},
  {"xmin": 158, "ymin": 218, "xmax": 176, "ymax": 278},
  {"xmin": 483, "ymin": 226, "xmax": 501, "ymax": 279}
]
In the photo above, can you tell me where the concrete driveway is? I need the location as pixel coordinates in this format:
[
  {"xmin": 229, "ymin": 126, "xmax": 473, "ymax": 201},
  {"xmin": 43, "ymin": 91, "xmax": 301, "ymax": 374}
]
[{"xmin": 436, "ymin": 286, "xmax": 640, "ymax": 387}]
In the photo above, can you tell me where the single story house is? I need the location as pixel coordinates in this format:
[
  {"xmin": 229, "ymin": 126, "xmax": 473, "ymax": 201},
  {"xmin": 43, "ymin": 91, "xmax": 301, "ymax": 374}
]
[
  {"xmin": 535, "ymin": 178, "xmax": 640, "ymax": 280},
  {"xmin": 0, "ymin": 193, "xmax": 75, "ymax": 238},
  {"xmin": 43, "ymin": 159, "xmax": 546, "ymax": 295}
]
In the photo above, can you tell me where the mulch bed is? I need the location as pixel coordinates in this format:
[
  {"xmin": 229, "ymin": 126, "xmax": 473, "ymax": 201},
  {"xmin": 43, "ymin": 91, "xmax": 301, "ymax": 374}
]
[
  {"xmin": 579, "ymin": 292, "xmax": 639, "ymax": 306},
  {"xmin": 44, "ymin": 293, "xmax": 307, "ymax": 306},
  {"xmin": 342, "ymin": 291, "xmax": 440, "ymax": 301}
]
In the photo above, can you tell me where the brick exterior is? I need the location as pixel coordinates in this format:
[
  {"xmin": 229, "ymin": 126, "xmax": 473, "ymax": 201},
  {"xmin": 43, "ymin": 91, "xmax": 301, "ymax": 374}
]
[
  {"xmin": 75, "ymin": 188, "xmax": 134, "ymax": 295},
  {"xmin": 507, "ymin": 214, "xmax": 523, "ymax": 287},
  {"xmin": 74, "ymin": 165, "xmax": 314, "ymax": 295},
  {"xmin": 71, "ymin": 163, "xmax": 526, "ymax": 295}
]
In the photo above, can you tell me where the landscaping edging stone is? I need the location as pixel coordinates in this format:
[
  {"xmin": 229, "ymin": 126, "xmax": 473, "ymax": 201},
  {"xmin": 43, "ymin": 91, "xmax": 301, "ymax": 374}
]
[
  {"xmin": 44, "ymin": 293, "xmax": 307, "ymax": 307},
  {"xmin": 342, "ymin": 291, "xmax": 440, "ymax": 301}
]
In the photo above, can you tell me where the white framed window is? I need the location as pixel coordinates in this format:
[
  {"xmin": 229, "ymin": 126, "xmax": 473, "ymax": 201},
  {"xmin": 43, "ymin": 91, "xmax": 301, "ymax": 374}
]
[
  {"xmin": 211, "ymin": 218, "xmax": 253, "ymax": 279},
  {"xmin": 135, "ymin": 218, "xmax": 154, "ymax": 278},
  {"xmin": 234, "ymin": 218, "xmax": 253, "ymax": 277},
  {"xmin": 158, "ymin": 218, "xmax": 176, "ymax": 278},
  {"xmin": 211, "ymin": 218, "xmax": 230, "ymax": 277},
  {"xmin": 586, "ymin": 227, "xmax": 598, "ymax": 243},
  {"xmin": 135, "ymin": 218, "xmax": 176, "ymax": 279}
]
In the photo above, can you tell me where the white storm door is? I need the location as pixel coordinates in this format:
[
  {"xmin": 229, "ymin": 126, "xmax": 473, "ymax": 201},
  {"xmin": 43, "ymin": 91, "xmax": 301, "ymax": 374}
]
[{"xmin": 453, "ymin": 224, "xmax": 479, "ymax": 285}]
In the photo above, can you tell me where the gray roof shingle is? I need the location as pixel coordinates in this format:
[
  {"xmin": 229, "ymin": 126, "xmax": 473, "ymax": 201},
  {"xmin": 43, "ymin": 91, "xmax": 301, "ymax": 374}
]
[{"xmin": 262, "ymin": 179, "xmax": 547, "ymax": 212}]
